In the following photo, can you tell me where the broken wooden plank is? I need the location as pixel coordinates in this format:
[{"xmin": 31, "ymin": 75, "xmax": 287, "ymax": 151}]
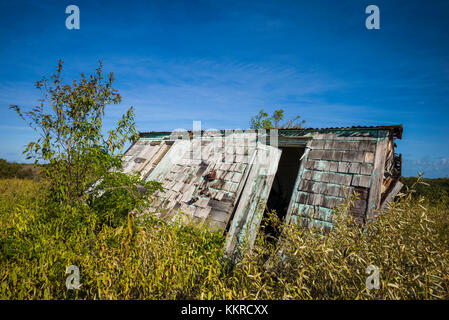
[
  {"xmin": 380, "ymin": 180, "xmax": 404, "ymax": 210},
  {"xmin": 366, "ymin": 137, "xmax": 388, "ymax": 220}
]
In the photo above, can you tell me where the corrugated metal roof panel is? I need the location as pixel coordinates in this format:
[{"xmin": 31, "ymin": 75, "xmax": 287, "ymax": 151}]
[{"xmin": 139, "ymin": 124, "xmax": 403, "ymax": 140}]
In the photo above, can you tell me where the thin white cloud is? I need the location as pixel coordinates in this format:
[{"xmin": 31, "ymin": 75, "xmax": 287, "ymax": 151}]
[
  {"xmin": 403, "ymin": 157, "xmax": 449, "ymax": 178},
  {"xmin": 0, "ymin": 125, "xmax": 32, "ymax": 131},
  {"xmin": 99, "ymin": 56, "xmax": 351, "ymax": 129}
]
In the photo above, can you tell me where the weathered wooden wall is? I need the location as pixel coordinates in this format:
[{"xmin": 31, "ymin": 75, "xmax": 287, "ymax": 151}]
[
  {"xmin": 224, "ymin": 143, "xmax": 281, "ymax": 255},
  {"xmin": 123, "ymin": 132, "xmax": 282, "ymax": 254},
  {"xmin": 285, "ymin": 129, "xmax": 391, "ymax": 229},
  {"xmin": 144, "ymin": 136, "xmax": 257, "ymax": 231}
]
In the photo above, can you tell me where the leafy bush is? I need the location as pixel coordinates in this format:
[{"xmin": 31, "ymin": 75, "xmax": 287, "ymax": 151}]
[
  {"xmin": 0, "ymin": 178, "xmax": 225, "ymax": 299},
  {"xmin": 9, "ymin": 60, "xmax": 141, "ymax": 204},
  {"xmin": 250, "ymin": 109, "xmax": 305, "ymax": 129}
]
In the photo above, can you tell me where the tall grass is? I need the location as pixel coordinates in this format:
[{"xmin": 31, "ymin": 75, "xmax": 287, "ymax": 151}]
[{"xmin": 1, "ymin": 178, "xmax": 448, "ymax": 299}]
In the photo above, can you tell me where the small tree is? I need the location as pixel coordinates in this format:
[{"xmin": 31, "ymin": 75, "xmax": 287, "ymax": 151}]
[
  {"xmin": 10, "ymin": 60, "xmax": 160, "ymax": 207},
  {"xmin": 250, "ymin": 108, "xmax": 305, "ymax": 130}
]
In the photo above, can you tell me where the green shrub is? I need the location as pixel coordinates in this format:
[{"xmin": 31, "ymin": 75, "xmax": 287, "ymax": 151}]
[{"xmin": 9, "ymin": 60, "xmax": 141, "ymax": 205}]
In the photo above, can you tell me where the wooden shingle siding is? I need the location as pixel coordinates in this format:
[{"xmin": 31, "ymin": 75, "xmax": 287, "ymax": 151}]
[
  {"xmin": 138, "ymin": 134, "xmax": 272, "ymax": 235},
  {"xmin": 351, "ymin": 175, "xmax": 371, "ymax": 188},
  {"xmin": 286, "ymin": 130, "xmax": 390, "ymax": 229}
]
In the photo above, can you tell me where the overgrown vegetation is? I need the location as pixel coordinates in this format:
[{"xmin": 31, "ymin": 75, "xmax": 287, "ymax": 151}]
[
  {"xmin": 402, "ymin": 177, "xmax": 449, "ymax": 203},
  {"xmin": 0, "ymin": 177, "xmax": 448, "ymax": 299}
]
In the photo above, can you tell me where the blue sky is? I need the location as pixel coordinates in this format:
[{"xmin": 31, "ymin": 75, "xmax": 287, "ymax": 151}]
[{"xmin": 0, "ymin": 0, "xmax": 448, "ymax": 177}]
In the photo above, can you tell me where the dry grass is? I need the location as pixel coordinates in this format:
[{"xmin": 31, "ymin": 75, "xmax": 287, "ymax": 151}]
[{"xmin": 1, "ymin": 178, "xmax": 448, "ymax": 299}]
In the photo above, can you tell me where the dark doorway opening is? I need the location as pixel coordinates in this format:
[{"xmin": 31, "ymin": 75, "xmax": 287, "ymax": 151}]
[{"xmin": 263, "ymin": 147, "xmax": 304, "ymax": 240}]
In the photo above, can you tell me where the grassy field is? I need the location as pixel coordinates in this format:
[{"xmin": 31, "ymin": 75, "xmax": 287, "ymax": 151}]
[
  {"xmin": 0, "ymin": 175, "xmax": 448, "ymax": 300},
  {"xmin": 402, "ymin": 176, "xmax": 449, "ymax": 202},
  {"xmin": 0, "ymin": 159, "xmax": 39, "ymax": 180}
]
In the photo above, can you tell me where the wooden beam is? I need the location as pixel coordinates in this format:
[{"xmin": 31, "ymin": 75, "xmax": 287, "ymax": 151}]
[
  {"xmin": 366, "ymin": 137, "xmax": 388, "ymax": 221},
  {"xmin": 380, "ymin": 180, "xmax": 404, "ymax": 210}
]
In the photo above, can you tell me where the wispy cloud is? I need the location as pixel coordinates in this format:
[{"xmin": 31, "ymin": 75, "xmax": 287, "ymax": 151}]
[
  {"xmin": 403, "ymin": 157, "xmax": 449, "ymax": 178},
  {"xmin": 0, "ymin": 125, "xmax": 32, "ymax": 131},
  {"xmin": 100, "ymin": 56, "xmax": 363, "ymax": 130}
]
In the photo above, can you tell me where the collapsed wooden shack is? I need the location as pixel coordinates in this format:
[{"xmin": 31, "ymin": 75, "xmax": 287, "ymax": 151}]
[{"xmin": 122, "ymin": 125, "xmax": 403, "ymax": 254}]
